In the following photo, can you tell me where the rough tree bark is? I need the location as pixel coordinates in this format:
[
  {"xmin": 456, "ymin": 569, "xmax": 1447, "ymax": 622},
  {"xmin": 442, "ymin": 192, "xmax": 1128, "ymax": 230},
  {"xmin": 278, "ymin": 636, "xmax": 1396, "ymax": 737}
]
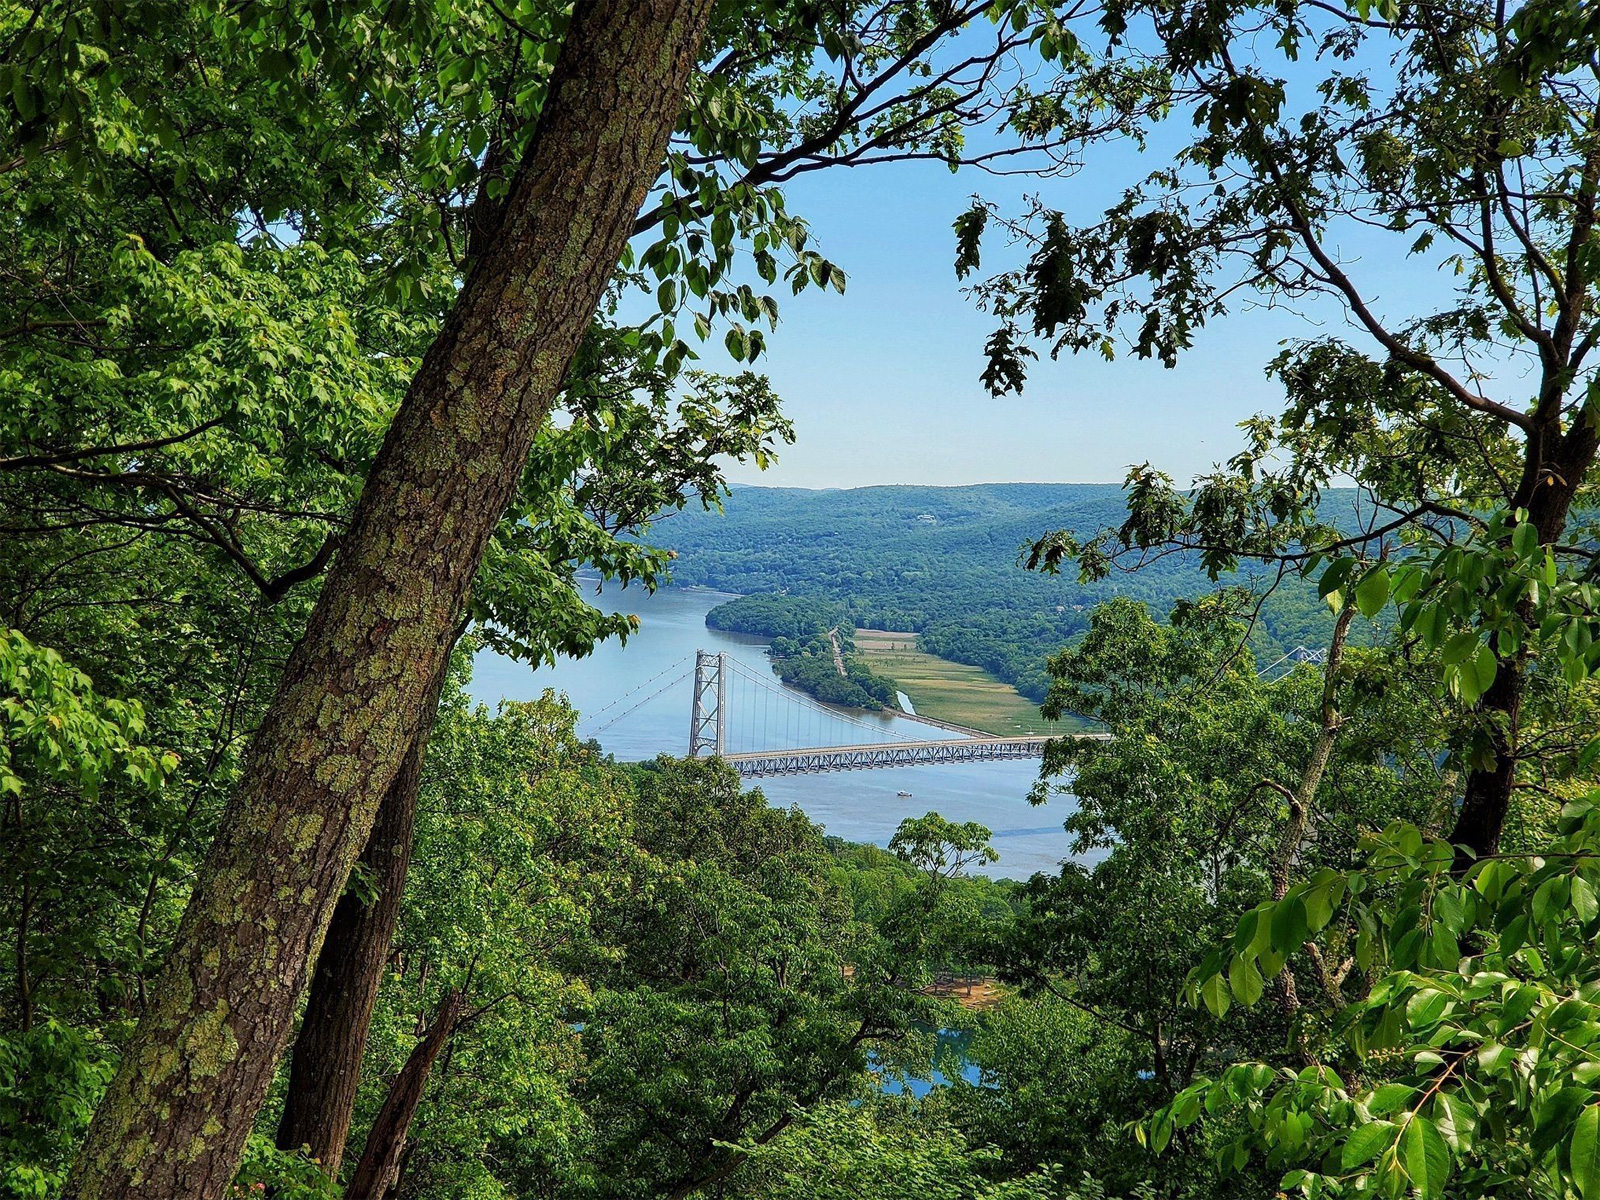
[
  {"xmin": 273, "ymin": 670, "xmax": 445, "ymax": 1174},
  {"xmin": 343, "ymin": 989, "xmax": 464, "ymax": 1200},
  {"xmin": 63, "ymin": 3, "xmax": 717, "ymax": 1197}
]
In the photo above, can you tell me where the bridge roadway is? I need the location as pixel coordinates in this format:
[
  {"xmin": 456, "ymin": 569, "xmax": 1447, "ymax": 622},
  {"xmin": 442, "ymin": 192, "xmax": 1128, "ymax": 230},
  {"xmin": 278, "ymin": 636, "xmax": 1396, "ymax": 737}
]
[{"xmin": 718, "ymin": 732, "xmax": 1108, "ymax": 778}]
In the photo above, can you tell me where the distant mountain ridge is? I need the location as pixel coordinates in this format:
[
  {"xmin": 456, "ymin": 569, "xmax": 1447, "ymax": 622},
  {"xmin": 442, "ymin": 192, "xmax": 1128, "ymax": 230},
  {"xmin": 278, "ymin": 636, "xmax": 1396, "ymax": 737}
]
[{"xmin": 651, "ymin": 482, "xmax": 1336, "ymax": 700}]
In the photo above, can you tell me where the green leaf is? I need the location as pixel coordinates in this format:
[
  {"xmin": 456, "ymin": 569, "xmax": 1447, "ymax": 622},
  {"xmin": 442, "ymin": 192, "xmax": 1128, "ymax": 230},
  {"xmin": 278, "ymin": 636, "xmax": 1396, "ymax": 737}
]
[
  {"xmin": 1370, "ymin": 1082, "xmax": 1417, "ymax": 1116},
  {"xmin": 1478, "ymin": 1040, "xmax": 1509, "ymax": 1072},
  {"xmin": 1342, "ymin": 1121, "xmax": 1396, "ymax": 1169},
  {"xmin": 1534, "ymin": 1087, "xmax": 1592, "ymax": 1157},
  {"xmin": 1270, "ymin": 896, "xmax": 1308, "ymax": 956},
  {"xmin": 1303, "ymin": 880, "xmax": 1334, "ymax": 932},
  {"xmin": 1442, "ymin": 630, "xmax": 1479, "ymax": 666},
  {"xmin": 1454, "ymin": 642, "xmax": 1498, "ymax": 705},
  {"xmin": 1232, "ymin": 907, "xmax": 1259, "ymax": 953},
  {"xmin": 1498, "ymin": 983, "xmax": 1541, "ymax": 1034},
  {"xmin": 1434, "ymin": 1092, "xmax": 1476, "ymax": 1151},
  {"xmin": 1432, "ymin": 887, "xmax": 1465, "ymax": 934},
  {"xmin": 1400, "ymin": 1116, "xmax": 1450, "ymax": 1199},
  {"xmin": 1228, "ymin": 953, "xmax": 1264, "ymax": 1006},
  {"xmin": 1574, "ymin": 1104, "xmax": 1600, "ymax": 1199},
  {"xmin": 1356, "ymin": 566, "xmax": 1391, "ymax": 618},
  {"xmin": 1512, "ymin": 521, "xmax": 1539, "ymax": 558},
  {"xmin": 1201, "ymin": 970, "xmax": 1231, "ymax": 1018},
  {"xmin": 1471, "ymin": 644, "xmax": 1497, "ymax": 698},
  {"xmin": 1575, "ymin": 875, "xmax": 1599, "ymax": 923},
  {"xmin": 1317, "ymin": 557, "xmax": 1355, "ymax": 598}
]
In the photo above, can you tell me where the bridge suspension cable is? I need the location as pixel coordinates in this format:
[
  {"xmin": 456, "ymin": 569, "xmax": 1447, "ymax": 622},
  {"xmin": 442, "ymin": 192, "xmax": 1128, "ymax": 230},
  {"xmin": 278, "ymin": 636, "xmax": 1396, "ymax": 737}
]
[
  {"xmin": 589, "ymin": 660, "xmax": 696, "ymax": 736},
  {"xmin": 583, "ymin": 648, "xmax": 945, "ymax": 759},
  {"xmin": 1256, "ymin": 646, "xmax": 1328, "ymax": 684},
  {"xmin": 718, "ymin": 655, "xmax": 921, "ymax": 746},
  {"xmin": 582, "ymin": 654, "xmax": 694, "ymax": 726}
]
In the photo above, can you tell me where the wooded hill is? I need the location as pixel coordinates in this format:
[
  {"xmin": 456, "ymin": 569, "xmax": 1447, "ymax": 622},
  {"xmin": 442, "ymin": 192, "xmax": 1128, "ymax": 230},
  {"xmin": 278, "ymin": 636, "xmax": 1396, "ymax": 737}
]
[
  {"xmin": 11, "ymin": 1, "xmax": 1600, "ymax": 1198},
  {"xmin": 657, "ymin": 483, "xmax": 1342, "ymax": 698}
]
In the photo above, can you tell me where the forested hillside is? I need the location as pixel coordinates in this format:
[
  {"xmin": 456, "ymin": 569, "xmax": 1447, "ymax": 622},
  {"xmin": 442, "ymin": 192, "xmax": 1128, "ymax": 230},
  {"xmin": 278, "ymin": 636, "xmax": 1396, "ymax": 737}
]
[
  {"xmin": 705, "ymin": 595, "xmax": 900, "ymax": 708},
  {"xmin": 658, "ymin": 484, "xmax": 1338, "ymax": 697},
  {"xmin": 11, "ymin": 3, "xmax": 1600, "ymax": 1200}
]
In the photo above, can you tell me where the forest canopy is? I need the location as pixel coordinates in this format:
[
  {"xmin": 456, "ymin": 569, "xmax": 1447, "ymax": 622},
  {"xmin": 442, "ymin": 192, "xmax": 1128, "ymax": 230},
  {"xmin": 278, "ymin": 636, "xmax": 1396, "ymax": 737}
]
[
  {"xmin": 667, "ymin": 484, "xmax": 1345, "ymax": 699},
  {"xmin": 5, "ymin": 1, "xmax": 1600, "ymax": 1200}
]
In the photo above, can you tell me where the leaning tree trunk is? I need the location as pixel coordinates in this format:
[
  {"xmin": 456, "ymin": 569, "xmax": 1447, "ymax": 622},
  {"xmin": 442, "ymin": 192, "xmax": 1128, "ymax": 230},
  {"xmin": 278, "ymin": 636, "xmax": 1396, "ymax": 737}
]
[
  {"xmin": 274, "ymin": 670, "xmax": 444, "ymax": 1174},
  {"xmin": 1448, "ymin": 665, "xmax": 1525, "ymax": 865},
  {"xmin": 1269, "ymin": 604, "xmax": 1353, "ymax": 1024},
  {"xmin": 63, "ymin": 4, "xmax": 716, "ymax": 1197},
  {"xmin": 344, "ymin": 988, "xmax": 464, "ymax": 1200}
]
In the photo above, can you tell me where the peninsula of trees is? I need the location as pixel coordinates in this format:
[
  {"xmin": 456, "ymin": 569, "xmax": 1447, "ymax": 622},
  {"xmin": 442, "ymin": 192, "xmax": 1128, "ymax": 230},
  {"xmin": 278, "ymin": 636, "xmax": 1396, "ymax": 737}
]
[
  {"xmin": 706, "ymin": 594, "xmax": 899, "ymax": 709},
  {"xmin": 667, "ymin": 484, "xmax": 1340, "ymax": 700},
  {"xmin": 7, "ymin": 2, "xmax": 1600, "ymax": 1200}
]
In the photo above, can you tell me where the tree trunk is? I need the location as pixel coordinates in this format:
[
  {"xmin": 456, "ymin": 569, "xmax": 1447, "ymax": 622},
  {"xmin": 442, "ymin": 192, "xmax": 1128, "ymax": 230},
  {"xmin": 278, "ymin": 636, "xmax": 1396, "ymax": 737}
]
[
  {"xmin": 1449, "ymin": 421, "xmax": 1595, "ymax": 862},
  {"xmin": 1448, "ymin": 665, "xmax": 1524, "ymax": 866},
  {"xmin": 274, "ymin": 672, "xmax": 443, "ymax": 1174},
  {"xmin": 15, "ymin": 877, "xmax": 32, "ymax": 1033},
  {"xmin": 1269, "ymin": 604, "xmax": 1352, "ymax": 1021},
  {"xmin": 343, "ymin": 988, "xmax": 464, "ymax": 1200},
  {"xmin": 63, "ymin": 5, "xmax": 716, "ymax": 1197}
]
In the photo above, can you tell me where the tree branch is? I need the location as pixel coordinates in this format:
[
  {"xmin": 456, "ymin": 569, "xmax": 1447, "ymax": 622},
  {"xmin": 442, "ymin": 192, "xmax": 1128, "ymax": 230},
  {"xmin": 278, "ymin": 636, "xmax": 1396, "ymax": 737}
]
[{"xmin": 0, "ymin": 417, "xmax": 227, "ymax": 470}]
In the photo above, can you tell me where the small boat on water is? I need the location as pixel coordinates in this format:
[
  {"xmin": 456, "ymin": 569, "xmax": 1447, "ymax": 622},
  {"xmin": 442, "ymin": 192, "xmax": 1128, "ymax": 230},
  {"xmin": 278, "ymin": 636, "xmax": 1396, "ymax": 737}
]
[{"xmin": 897, "ymin": 790, "xmax": 913, "ymax": 798}]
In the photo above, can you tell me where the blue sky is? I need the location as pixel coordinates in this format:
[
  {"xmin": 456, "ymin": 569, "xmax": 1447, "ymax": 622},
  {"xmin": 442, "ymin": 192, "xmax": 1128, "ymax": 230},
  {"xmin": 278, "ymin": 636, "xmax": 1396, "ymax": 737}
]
[
  {"xmin": 714, "ymin": 146, "xmax": 1300, "ymax": 489},
  {"xmin": 684, "ymin": 35, "xmax": 1511, "ymax": 492},
  {"xmin": 692, "ymin": 140, "xmax": 1327, "ymax": 490}
]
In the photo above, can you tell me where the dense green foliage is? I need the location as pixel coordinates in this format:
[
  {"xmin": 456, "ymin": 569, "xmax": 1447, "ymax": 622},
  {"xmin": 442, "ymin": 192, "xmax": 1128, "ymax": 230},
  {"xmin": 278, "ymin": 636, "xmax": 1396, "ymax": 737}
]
[
  {"xmin": 0, "ymin": 0, "xmax": 1050, "ymax": 1187},
  {"xmin": 0, "ymin": 3, "xmax": 804, "ymax": 1170},
  {"xmin": 8, "ymin": 0, "xmax": 1600, "ymax": 1199},
  {"xmin": 723, "ymin": 1101, "xmax": 1134, "ymax": 1200},
  {"xmin": 1162, "ymin": 796, "xmax": 1600, "ymax": 1200},
  {"xmin": 771, "ymin": 648, "xmax": 900, "ymax": 711},
  {"xmin": 706, "ymin": 594, "xmax": 853, "ymax": 642},
  {"xmin": 660, "ymin": 485, "xmax": 1343, "ymax": 699},
  {"xmin": 0, "ymin": 1, "xmax": 1140, "ymax": 1193},
  {"xmin": 990, "ymin": 596, "xmax": 1460, "ymax": 1197},
  {"xmin": 708, "ymin": 595, "xmax": 899, "ymax": 708},
  {"xmin": 0, "ymin": 661, "xmax": 1021, "ymax": 1199},
  {"xmin": 953, "ymin": 0, "xmax": 1600, "ymax": 1194}
]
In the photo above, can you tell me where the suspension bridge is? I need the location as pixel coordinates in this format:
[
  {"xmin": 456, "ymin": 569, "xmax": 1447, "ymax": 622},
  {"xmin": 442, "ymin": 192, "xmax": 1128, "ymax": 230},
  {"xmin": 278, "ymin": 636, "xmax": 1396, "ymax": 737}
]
[
  {"xmin": 583, "ymin": 650, "xmax": 1098, "ymax": 778},
  {"xmin": 1256, "ymin": 645, "xmax": 1328, "ymax": 684},
  {"xmin": 581, "ymin": 644, "xmax": 1327, "ymax": 778}
]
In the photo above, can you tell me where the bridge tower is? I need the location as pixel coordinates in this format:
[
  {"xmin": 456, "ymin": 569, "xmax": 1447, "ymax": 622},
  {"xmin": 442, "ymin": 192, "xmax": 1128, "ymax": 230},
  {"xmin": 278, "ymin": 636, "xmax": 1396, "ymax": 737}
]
[{"xmin": 688, "ymin": 650, "xmax": 727, "ymax": 758}]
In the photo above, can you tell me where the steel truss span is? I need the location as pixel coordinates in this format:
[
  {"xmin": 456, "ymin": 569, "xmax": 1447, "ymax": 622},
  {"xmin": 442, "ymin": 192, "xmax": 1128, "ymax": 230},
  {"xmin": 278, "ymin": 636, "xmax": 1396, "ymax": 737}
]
[{"xmin": 719, "ymin": 734, "xmax": 1107, "ymax": 778}]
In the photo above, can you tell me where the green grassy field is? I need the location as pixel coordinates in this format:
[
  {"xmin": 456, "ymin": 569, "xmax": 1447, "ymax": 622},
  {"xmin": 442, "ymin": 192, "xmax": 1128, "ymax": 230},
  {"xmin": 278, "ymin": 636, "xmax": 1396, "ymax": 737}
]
[{"xmin": 854, "ymin": 629, "xmax": 1066, "ymax": 736}]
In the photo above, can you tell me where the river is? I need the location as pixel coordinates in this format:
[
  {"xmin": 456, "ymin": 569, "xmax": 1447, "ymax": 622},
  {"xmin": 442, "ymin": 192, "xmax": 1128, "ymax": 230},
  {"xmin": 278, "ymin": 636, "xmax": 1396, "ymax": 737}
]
[{"xmin": 469, "ymin": 582, "xmax": 1094, "ymax": 878}]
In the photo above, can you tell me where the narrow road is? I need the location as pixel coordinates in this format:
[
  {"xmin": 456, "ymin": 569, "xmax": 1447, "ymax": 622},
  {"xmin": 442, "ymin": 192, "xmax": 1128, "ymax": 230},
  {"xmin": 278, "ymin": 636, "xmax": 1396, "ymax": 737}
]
[{"xmin": 826, "ymin": 627, "xmax": 846, "ymax": 677}]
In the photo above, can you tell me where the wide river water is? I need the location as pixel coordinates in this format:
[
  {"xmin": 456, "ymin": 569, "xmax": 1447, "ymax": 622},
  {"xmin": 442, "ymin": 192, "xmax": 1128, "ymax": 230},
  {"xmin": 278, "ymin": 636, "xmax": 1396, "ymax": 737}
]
[{"xmin": 470, "ymin": 583, "xmax": 1094, "ymax": 878}]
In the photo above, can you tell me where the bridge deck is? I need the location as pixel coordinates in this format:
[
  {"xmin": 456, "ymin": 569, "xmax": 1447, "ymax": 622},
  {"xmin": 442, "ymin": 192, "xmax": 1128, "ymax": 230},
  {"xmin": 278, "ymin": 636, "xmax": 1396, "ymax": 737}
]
[{"xmin": 718, "ymin": 733, "xmax": 1106, "ymax": 778}]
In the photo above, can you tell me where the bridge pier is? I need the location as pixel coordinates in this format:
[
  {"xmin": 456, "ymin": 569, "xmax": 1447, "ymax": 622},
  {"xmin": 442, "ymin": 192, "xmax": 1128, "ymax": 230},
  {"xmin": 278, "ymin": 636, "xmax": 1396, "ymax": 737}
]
[{"xmin": 688, "ymin": 650, "xmax": 726, "ymax": 758}]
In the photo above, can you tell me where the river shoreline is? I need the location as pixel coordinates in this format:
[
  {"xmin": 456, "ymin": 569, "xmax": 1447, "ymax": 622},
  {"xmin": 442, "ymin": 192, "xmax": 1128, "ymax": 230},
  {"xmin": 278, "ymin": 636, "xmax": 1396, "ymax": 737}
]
[{"xmin": 470, "ymin": 583, "xmax": 1090, "ymax": 878}]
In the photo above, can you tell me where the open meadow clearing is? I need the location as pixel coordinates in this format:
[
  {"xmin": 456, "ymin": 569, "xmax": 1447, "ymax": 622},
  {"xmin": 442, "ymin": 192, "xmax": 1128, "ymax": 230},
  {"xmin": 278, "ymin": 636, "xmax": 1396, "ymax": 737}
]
[{"xmin": 854, "ymin": 629, "xmax": 1063, "ymax": 735}]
